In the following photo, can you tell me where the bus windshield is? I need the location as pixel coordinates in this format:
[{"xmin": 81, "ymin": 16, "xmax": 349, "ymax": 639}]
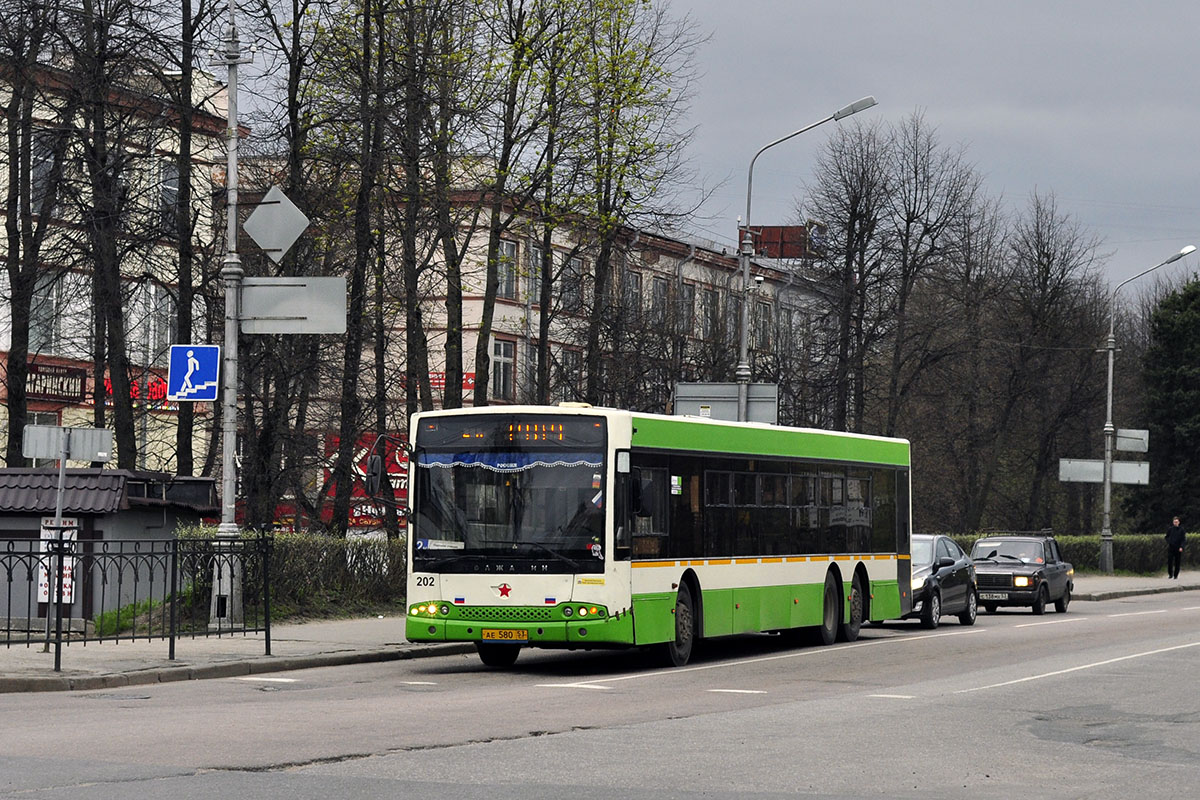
[{"xmin": 411, "ymin": 415, "xmax": 607, "ymax": 574}]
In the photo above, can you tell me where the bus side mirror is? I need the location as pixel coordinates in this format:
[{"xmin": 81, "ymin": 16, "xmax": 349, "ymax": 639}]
[{"xmin": 365, "ymin": 454, "xmax": 383, "ymax": 496}]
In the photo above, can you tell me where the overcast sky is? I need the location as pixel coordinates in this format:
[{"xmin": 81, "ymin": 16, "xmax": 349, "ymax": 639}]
[{"xmin": 677, "ymin": 0, "xmax": 1200, "ymax": 287}]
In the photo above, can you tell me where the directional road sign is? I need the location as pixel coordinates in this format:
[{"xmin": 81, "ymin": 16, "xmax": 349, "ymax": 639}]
[
  {"xmin": 167, "ymin": 344, "xmax": 220, "ymax": 402},
  {"xmin": 1058, "ymin": 458, "xmax": 1150, "ymax": 485}
]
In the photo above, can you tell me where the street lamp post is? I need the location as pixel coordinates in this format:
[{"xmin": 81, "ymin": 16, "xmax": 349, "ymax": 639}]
[
  {"xmin": 736, "ymin": 96, "xmax": 877, "ymax": 422},
  {"xmin": 1100, "ymin": 244, "xmax": 1196, "ymax": 573}
]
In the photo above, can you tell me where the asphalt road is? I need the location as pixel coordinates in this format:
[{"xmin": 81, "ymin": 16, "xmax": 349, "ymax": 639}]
[{"xmin": 3, "ymin": 591, "xmax": 1199, "ymax": 799}]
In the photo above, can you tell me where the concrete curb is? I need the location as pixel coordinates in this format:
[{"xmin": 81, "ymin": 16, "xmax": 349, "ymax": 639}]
[
  {"xmin": 0, "ymin": 642, "xmax": 475, "ymax": 694},
  {"xmin": 1074, "ymin": 582, "xmax": 1200, "ymax": 602}
]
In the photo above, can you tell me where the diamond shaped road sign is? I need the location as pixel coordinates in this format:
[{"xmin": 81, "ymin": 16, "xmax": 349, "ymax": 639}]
[{"xmin": 244, "ymin": 185, "xmax": 309, "ymax": 263}]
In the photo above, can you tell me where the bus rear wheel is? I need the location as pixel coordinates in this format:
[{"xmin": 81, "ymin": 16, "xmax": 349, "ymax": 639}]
[
  {"xmin": 838, "ymin": 573, "xmax": 864, "ymax": 642},
  {"xmin": 815, "ymin": 571, "xmax": 839, "ymax": 646},
  {"xmin": 661, "ymin": 582, "xmax": 697, "ymax": 667},
  {"xmin": 475, "ymin": 642, "xmax": 521, "ymax": 668}
]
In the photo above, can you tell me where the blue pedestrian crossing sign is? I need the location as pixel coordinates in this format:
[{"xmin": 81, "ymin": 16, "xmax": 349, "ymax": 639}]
[{"xmin": 167, "ymin": 345, "xmax": 220, "ymax": 402}]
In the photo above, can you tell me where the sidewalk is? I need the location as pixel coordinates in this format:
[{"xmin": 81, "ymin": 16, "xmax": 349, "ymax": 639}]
[{"xmin": 3, "ymin": 570, "xmax": 1197, "ymax": 693}]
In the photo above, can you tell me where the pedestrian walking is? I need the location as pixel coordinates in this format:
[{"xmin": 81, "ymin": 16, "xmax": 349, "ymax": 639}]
[{"xmin": 1165, "ymin": 516, "xmax": 1186, "ymax": 579}]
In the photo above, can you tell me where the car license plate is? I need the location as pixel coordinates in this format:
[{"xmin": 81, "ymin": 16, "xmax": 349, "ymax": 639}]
[
  {"xmin": 979, "ymin": 592, "xmax": 1008, "ymax": 601},
  {"xmin": 482, "ymin": 628, "xmax": 528, "ymax": 641}
]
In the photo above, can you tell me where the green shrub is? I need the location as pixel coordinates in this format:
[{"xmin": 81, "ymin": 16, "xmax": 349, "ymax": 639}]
[
  {"xmin": 174, "ymin": 526, "xmax": 407, "ymax": 618},
  {"xmin": 948, "ymin": 532, "xmax": 1197, "ymax": 574}
]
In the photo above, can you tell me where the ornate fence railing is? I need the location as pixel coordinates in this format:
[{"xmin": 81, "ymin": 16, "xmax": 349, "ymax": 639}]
[{"xmin": 1, "ymin": 535, "xmax": 271, "ymax": 671}]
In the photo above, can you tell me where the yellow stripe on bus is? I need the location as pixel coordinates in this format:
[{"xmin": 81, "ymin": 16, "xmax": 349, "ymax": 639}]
[{"xmin": 631, "ymin": 554, "xmax": 902, "ymax": 569}]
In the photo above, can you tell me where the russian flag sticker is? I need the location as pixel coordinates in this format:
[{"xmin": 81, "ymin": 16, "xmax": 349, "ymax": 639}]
[
  {"xmin": 454, "ymin": 597, "xmax": 465, "ymax": 604},
  {"xmin": 544, "ymin": 597, "xmax": 556, "ymax": 604}
]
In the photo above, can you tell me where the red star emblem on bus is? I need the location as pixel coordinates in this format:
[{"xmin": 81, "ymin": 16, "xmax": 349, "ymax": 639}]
[{"xmin": 497, "ymin": 583, "xmax": 512, "ymax": 598}]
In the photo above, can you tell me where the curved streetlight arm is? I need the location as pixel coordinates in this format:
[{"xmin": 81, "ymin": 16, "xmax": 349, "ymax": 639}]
[
  {"xmin": 743, "ymin": 97, "xmax": 877, "ymax": 232},
  {"xmin": 1110, "ymin": 244, "xmax": 1197, "ymax": 323},
  {"xmin": 735, "ymin": 96, "xmax": 877, "ymax": 423}
]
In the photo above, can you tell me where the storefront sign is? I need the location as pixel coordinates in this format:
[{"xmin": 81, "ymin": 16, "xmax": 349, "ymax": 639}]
[{"xmin": 27, "ymin": 364, "xmax": 87, "ymax": 403}]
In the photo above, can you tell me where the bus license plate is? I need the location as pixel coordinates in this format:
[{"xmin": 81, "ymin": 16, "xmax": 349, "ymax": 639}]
[
  {"xmin": 482, "ymin": 629, "xmax": 528, "ymax": 641},
  {"xmin": 979, "ymin": 592, "xmax": 1008, "ymax": 601}
]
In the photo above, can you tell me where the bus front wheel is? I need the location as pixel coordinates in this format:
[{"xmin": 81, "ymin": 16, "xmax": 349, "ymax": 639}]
[
  {"xmin": 661, "ymin": 582, "xmax": 697, "ymax": 667},
  {"xmin": 475, "ymin": 641, "xmax": 521, "ymax": 668}
]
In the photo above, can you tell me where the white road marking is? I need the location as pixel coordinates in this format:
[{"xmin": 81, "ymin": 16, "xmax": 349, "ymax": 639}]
[
  {"xmin": 536, "ymin": 628, "xmax": 986, "ymax": 689},
  {"xmin": 869, "ymin": 694, "xmax": 915, "ymax": 699},
  {"xmin": 401, "ymin": 681, "xmax": 439, "ymax": 685},
  {"xmin": 1014, "ymin": 617, "xmax": 1088, "ymax": 628},
  {"xmin": 708, "ymin": 689, "xmax": 767, "ymax": 694},
  {"xmin": 955, "ymin": 640, "xmax": 1200, "ymax": 694},
  {"xmin": 536, "ymin": 683, "xmax": 611, "ymax": 690},
  {"xmin": 1107, "ymin": 610, "xmax": 1168, "ymax": 618},
  {"xmin": 236, "ymin": 677, "xmax": 298, "ymax": 683},
  {"xmin": 1182, "ymin": 607, "xmax": 1200, "ymax": 611}
]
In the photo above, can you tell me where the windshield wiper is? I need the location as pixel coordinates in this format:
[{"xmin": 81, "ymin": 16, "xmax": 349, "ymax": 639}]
[
  {"xmin": 417, "ymin": 553, "xmax": 485, "ymax": 572},
  {"xmin": 518, "ymin": 540, "xmax": 585, "ymax": 571}
]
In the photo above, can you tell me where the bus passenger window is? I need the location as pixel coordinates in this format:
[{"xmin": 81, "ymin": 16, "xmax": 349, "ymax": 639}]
[{"xmin": 631, "ymin": 467, "xmax": 668, "ymax": 556}]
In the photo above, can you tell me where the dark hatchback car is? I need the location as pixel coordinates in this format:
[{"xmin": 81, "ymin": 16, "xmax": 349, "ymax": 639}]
[
  {"xmin": 905, "ymin": 534, "xmax": 977, "ymax": 628},
  {"xmin": 970, "ymin": 535, "xmax": 1073, "ymax": 615}
]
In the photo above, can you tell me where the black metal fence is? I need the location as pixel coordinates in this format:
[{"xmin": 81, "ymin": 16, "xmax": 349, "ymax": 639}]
[{"xmin": 1, "ymin": 535, "xmax": 272, "ymax": 671}]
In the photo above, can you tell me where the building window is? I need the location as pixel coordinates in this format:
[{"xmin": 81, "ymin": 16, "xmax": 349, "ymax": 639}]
[
  {"xmin": 498, "ymin": 240, "xmax": 517, "ymax": 300},
  {"xmin": 492, "ymin": 338, "xmax": 515, "ymax": 402},
  {"xmin": 678, "ymin": 283, "xmax": 695, "ymax": 334},
  {"xmin": 30, "ymin": 273, "xmax": 60, "ymax": 355},
  {"xmin": 561, "ymin": 255, "xmax": 583, "ymax": 312},
  {"xmin": 526, "ymin": 243, "xmax": 543, "ymax": 303},
  {"xmin": 624, "ymin": 271, "xmax": 642, "ymax": 314},
  {"xmin": 30, "ymin": 128, "xmax": 60, "ymax": 218},
  {"xmin": 702, "ymin": 289, "xmax": 720, "ymax": 340},
  {"xmin": 139, "ymin": 283, "xmax": 177, "ymax": 367},
  {"xmin": 651, "ymin": 276, "xmax": 669, "ymax": 322},
  {"xmin": 160, "ymin": 160, "xmax": 180, "ymax": 238},
  {"xmin": 754, "ymin": 301, "xmax": 772, "ymax": 351},
  {"xmin": 522, "ymin": 340, "xmax": 540, "ymax": 401},
  {"xmin": 559, "ymin": 349, "xmax": 582, "ymax": 401},
  {"xmin": 727, "ymin": 294, "xmax": 743, "ymax": 344}
]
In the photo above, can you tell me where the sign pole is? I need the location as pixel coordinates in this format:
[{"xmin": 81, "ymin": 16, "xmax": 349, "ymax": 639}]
[
  {"xmin": 218, "ymin": 0, "xmax": 242, "ymax": 538},
  {"xmin": 42, "ymin": 428, "xmax": 69, "ymax": 652}
]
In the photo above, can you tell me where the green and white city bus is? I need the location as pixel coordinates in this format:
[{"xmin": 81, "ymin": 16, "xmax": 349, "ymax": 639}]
[{"xmin": 405, "ymin": 404, "xmax": 912, "ymax": 667}]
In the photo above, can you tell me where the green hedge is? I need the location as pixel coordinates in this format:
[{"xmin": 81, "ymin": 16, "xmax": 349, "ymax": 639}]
[
  {"xmin": 176, "ymin": 527, "xmax": 407, "ymax": 616},
  {"xmin": 947, "ymin": 532, "xmax": 1198, "ymax": 574}
]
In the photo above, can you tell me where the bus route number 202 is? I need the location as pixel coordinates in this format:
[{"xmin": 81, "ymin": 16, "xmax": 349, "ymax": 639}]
[{"xmin": 415, "ymin": 576, "xmax": 435, "ymax": 587}]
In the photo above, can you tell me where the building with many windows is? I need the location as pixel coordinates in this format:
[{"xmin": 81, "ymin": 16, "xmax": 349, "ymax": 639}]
[{"xmin": 0, "ymin": 64, "xmax": 227, "ymax": 471}]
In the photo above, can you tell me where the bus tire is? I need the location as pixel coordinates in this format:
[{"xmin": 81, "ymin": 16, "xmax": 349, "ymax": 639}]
[
  {"xmin": 816, "ymin": 571, "xmax": 839, "ymax": 646},
  {"xmin": 838, "ymin": 572, "xmax": 865, "ymax": 642},
  {"xmin": 661, "ymin": 582, "xmax": 697, "ymax": 667},
  {"xmin": 475, "ymin": 642, "xmax": 521, "ymax": 668}
]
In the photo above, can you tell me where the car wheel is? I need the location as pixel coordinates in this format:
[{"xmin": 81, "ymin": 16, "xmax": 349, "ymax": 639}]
[
  {"xmin": 661, "ymin": 582, "xmax": 697, "ymax": 667},
  {"xmin": 1032, "ymin": 584, "xmax": 1048, "ymax": 615},
  {"xmin": 815, "ymin": 571, "xmax": 839, "ymax": 645},
  {"xmin": 920, "ymin": 590, "xmax": 941, "ymax": 629},
  {"xmin": 1055, "ymin": 586, "xmax": 1071, "ymax": 613},
  {"xmin": 475, "ymin": 642, "xmax": 520, "ymax": 668},
  {"xmin": 958, "ymin": 589, "xmax": 978, "ymax": 626},
  {"xmin": 838, "ymin": 573, "xmax": 865, "ymax": 643},
  {"xmin": 983, "ymin": 603, "xmax": 997, "ymax": 614}
]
